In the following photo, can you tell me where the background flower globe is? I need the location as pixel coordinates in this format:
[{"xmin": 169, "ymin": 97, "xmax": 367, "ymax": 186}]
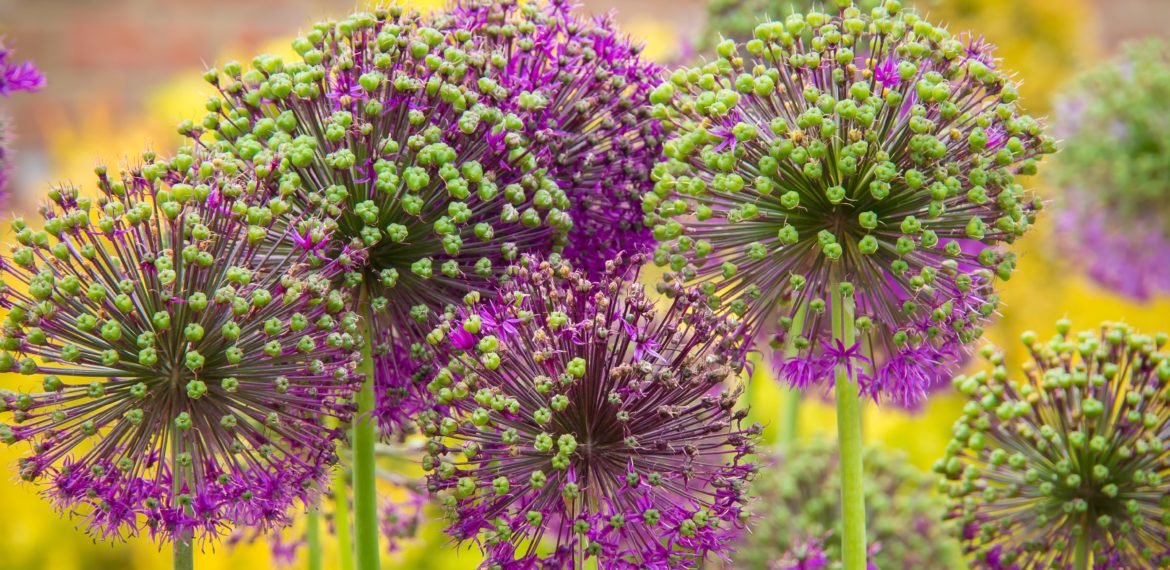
[
  {"xmin": 1050, "ymin": 39, "xmax": 1170, "ymax": 301},
  {"xmin": 420, "ymin": 256, "xmax": 759, "ymax": 568},
  {"xmin": 0, "ymin": 148, "xmax": 361, "ymax": 544},
  {"xmin": 644, "ymin": 2, "xmax": 1054, "ymax": 404},
  {"xmin": 446, "ymin": 0, "xmax": 665, "ymax": 279},
  {"xmin": 731, "ymin": 440, "xmax": 959, "ymax": 569},
  {"xmin": 937, "ymin": 320, "xmax": 1170, "ymax": 568}
]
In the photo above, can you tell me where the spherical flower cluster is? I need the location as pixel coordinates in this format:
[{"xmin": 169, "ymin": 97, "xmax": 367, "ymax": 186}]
[
  {"xmin": 1051, "ymin": 40, "xmax": 1170, "ymax": 300},
  {"xmin": 645, "ymin": 3, "xmax": 1053, "ymax": 404},
  {"xmin": 0, "ymin": 149, "xmax": 362, "ymax": 543},
  {"xmin": 937, "ymin": 320, "xmax": 1170, "ymax": 568},
  {"xmin": 734, "ymin": 440, "xmax": 957, "ymax": 569},
  {"xmin": 446, "ymin": 0, "xmax": 664, "ymax": 278},
  {"xmin": 420, "ymin": 256, "xmax": 759, "ymax": 568},
  {"xmin": 191, "ymin": 6, "xmax": 582, "ymax": 431}
]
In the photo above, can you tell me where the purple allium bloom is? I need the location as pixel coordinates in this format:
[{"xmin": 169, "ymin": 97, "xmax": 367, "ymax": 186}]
[
  {"xmin": 937, "ymin": 320, "xmax": 1170, "ymax": 569},
  {"xmin": 380, "ymin": 488, "xmax": 425, "ymax": 553},
  {"xmin": 420, "ymin": 255, "xmax": 760, "ymax": 568},
  {"xmin": 445, "ymin": 0, "xmax": 663, "ymax": 279},
  {"xmin": 1050, "ymin": 40, "xmax": 1170, "ymax": 301},
  {"xmin": 0, "ymin": 41, "xmax": 43, "ymax": 207},
  {"xmin": 773, "ymin": 534, "xmax": 831, "ymax": 570},
  {"xmin": 192, "ymin": 6, "xmax": 577, "ymax": 433},
  {"xmin": 645, "ymin": 5, "xmax": 1053, "ymax": 405},
  {"xmin": 0, "ymin": 149, "xmax": 361, "ymax": 544},
  {"xmin": 0, "ymin": 42, "xmax": 45, "ymax": 96}
]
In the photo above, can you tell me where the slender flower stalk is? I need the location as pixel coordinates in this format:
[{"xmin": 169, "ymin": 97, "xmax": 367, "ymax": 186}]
[
  {"xmin": 0, "ymin": 148, "xmax": 361, "ymax": 546},
  {"xmin": 645, "ymin": 3, "xmax": 1050, "ymax": 567},
  {"xmin": 938, "ymin": 320, "xmax": 1170, "ymax": 568},
  {"xmin": 420, "ymin": 255, "xmax": 759, "ymax": 568},
  {"xmin": 1050, "ymin": 39, "xmax": 1170, "ymax": 301}
]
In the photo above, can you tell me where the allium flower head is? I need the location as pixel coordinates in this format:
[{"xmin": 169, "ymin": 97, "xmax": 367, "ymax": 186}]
[
  {"xmin": 0, "ymin": 149, "xmax": 361, "ymax": 543},
  {"xmin": 937, "ymin": 320, "xmax": 1170, "ymax": 568},
  {"xmin": 446, "ymin": 0, "xmax": 664, "ymax": 278},
  {"xmin": 1051, "ymin": 40, "xmax": 1170, "ymax": 300},
  {"xmin": 192, "ymin": 6, "xmax": 575, "ymax": 430},
  {"xmin": 420, "ymin": 256, "xmax": 759, "ymax": 568},
  {"xmin": 644, "ymin": 3, "xmax": 1053, "ymax": 404},
  {"xmin": 735, "ymin": 440, "xmax": 957, "ymax": 569}
]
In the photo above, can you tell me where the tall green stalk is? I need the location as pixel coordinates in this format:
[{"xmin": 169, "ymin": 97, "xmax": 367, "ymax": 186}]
[
  {"xmin": 306, "ymin": 510, "xmax": 322, "ymax": 570},
  {"xmin": 172, "ymin": 437, "xmax": 194, "ymax": 570},
  {"xmin": 1074, "ymin": 527, "xmax": 1091, "ymax": 570},
  {"xmin": 353, "ymin": 300, "xmax": 381, "ymax": 570},
  {"xmin": 333, "ymin": 464, "xmax": 354, "ymax": 570},
  {"xmin": 832, "ymin": 284, "xmax": 867, "ymax": 570},
  {"xmin": 777, "ymin": 304, "xmax": 809, "ymax": 445}
]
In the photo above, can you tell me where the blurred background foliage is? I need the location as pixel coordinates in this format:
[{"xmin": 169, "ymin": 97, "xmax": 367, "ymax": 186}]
[{"xmin": 0, "ymin": 0, "xmax": 1167, "ymax": 568}]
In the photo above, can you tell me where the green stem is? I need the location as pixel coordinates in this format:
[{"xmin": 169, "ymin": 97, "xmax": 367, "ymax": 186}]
[
  {"xmin": 1074, "ymin": 529, "xmax": 1091, "ymax": 570},
  {"xmin": 172, "ymin": 437, "xmax": 194, "ymax": 570},
  {"xmin": 777, "ymin": 304, "xmax": 809, "ymax": 445},
  {"xmin": 333, "ymin": 464, "xmax": 354, "ymax": 570},
  {"xmin": 353, "ymin": 304, "xmax": 381, "ymax": 570},
  {"xmin": 306, "ymin": 510, "xmax": 322, "ymax": 570},
  {"xmin": 173, "ymin": 535, "xmax": 194, "ymax": 570},
  {"xmin": 832, "ymin": 284, "xmax": 867, "ymax": 570}
]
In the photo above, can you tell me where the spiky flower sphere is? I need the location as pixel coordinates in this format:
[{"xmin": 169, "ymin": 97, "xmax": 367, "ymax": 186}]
[
  {"xmin": 644, "ymin": 2, "xmax": 1053, "ymax": 404},
  {"xmin": 0, "ymin": 149, "xmax": 361, "ymax": 543},
  {"xmin": 1051, "ymin": 40, "xmax": 1170, "ymax": 301},
  {"xmin": 937, "ymin": 321, "xmax": 1170, "ymax": 568},
  {"xmin": 192, "ymin": 6, "xmax": 576, "ymax": 430},
  {"xmin": 446, "ymin": 0, "xmax": 664, "ymax": 278},
  {"xmin": 733, "ymin": 440, "xmax": 957, "ymax": 569},
  {"xmin": 420, "ymin": 256, "xmax": 759, "ymax": 568}
]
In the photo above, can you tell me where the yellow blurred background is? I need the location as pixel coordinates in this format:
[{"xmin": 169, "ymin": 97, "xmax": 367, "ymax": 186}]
[{"xmin": 0, "ymin": 0, "xmax": 1168, "ymax": 568}]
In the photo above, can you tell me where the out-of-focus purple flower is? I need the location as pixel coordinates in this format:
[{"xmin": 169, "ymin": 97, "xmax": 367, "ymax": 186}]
[
  {"xmin": 420, "ymin": 255, "xmax": 760, "ymax": 568},
  {"xmin": 0, "ymin": 42, "xmax": 43, "ymax": 207},
  {"xmin": 1050, "ymin": 40, "xmax": 1170, "ymax": 301},
  {"xmin": 645, "ymin": 8, "xmax": 1053, "ymax": 406},
  {"xmin": 380, "ymin": 489, "xmax": 425, "ymax": 553},
  {"xmin": 0, "ymin": 42, "xmax": 44, "ymax": 96},
  {"xmin": 446, "ymin": 0, "xmax": 664, "ymax": 278},
  {"xmin": 939, "ymin": 320, "xmax": 1170, "ymax": 568},
  {"xmin": 1054, "ymin": 191, "xmax": 1170, "ymax": 301},
  {"xmin": 0, "ymin": 149, "xmax": 361, "ymax": 545},
  {"xmin": 773, "ymin": 534, "xmax": 831, "ymax": 570}
]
